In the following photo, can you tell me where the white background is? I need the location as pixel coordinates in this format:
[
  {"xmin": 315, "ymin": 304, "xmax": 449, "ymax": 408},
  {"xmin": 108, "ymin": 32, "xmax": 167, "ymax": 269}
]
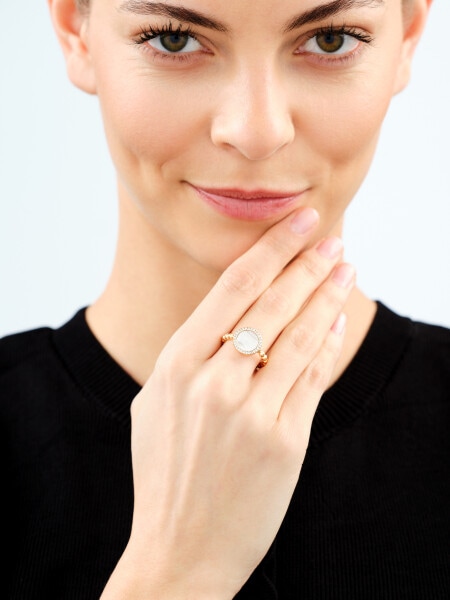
[{"xmin": 1, "ymin": 1, "xmax": 449, "ymax": 337}]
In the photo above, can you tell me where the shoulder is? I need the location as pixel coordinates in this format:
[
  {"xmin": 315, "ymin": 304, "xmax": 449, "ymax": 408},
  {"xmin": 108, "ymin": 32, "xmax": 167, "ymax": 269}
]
[
  {"xmin": 408, "ymin": 316, "xmax": 450, "ymax": 365},
  {"xmin": 0, "ymin": 325, "xmax": 65, "ymax": 433},
  {"xmin": 0, "ymin": 310, "xmax": 86, "ymax": 399},
  {"xmin": 0, "ymin": 325, "xmax": 55, "ymax": 377},
  {"xmin": 376, "ymin": 301, "xmax": 450, "ymax": 360},
  {"xmin": 0, "ymin": 309, "xmax": 88, "ymax": 382},
  {"xmin": 408, "ymin": 317, "xmax": 450, "ymax": 384},
  {"xmin": 0, "ymin": 323, "xmax": 67, "ymax": 412},
  {"xmin": 0, "ymin": 312, "xmax": 91, "ymax": 430},
  {"xmin": 381, "ymin": 305, "xmax": 450, "ymax": 401}
]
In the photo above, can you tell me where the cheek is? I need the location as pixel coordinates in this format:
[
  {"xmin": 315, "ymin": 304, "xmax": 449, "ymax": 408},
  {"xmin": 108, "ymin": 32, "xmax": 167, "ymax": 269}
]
[
  {"xmin": 300, "ymin": 62, "xmax": 400, "ymax": 216},
  {"xmin": 86, "ymin": 12, "xmax": 196, "ymax": 171},
  {"xmin": 98, "ymin": 82, "xmax": 189, "ymax": 177},
  {"xmin": 304, "ymin": 27, "xmax": 404, "ymax": 174},
  {"xmin": 306, "ymin": 79, "xmax": 393, "ymax": 168},
  {"xmin": 92, "ymin": 50, "xmax": 208, "ymax": 189}
]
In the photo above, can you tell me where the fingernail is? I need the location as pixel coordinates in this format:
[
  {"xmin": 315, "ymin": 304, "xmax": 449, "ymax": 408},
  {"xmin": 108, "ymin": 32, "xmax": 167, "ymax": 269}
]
[
  {"xmin": 290, "ymin": 208, "xmax": 319, "ymax": 235},
  {"xmin": 332, "ymin": 263, "xmax": 355, "ymax": 288},
  {"xmin": 316, "ymin": 236, "xmax": 343, "ymax": 259},
  {"xmin": 331, "ymin": 313, "xmax": 347, "ymax": 335}
]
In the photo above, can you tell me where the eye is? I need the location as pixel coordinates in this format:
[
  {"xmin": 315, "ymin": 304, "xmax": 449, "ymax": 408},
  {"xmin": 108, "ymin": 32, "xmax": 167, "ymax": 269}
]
[
  {"xmin": 150, "ymin": 31, "xmax": 202, "ymax": 53},
  {"xmin": 297, "ymin": 27, "xmax": 373, "ymax": 58},
  {"xmin": 139, "ymin": 27, "xmax": 203, "ymax": 54},
  {"xmin": 305, "ymin": 31, "xmax": 358, "ymax": 55}
]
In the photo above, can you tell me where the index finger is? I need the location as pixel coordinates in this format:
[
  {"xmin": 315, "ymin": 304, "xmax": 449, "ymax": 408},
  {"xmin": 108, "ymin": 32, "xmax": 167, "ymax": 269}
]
[{"xmin": 171, "ymin": 207, "xmax": 319, "ymax": 359}]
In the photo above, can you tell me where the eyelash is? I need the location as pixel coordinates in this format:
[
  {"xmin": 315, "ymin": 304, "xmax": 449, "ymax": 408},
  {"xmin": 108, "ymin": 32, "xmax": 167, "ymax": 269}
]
[
  {"xmin": 134, "ymin": 22, "xmax": 374, "ymax": 65},
  {"xmin": 301, "ymin": 25, "xmax": 374, "ymax": 65},
  {"xmin": 308, "ymin": 25, "xmax": 373, "ymax": 45},
  {"xmin": 135, "ymin": 22, "xmax": 203, "ymax": 62}
]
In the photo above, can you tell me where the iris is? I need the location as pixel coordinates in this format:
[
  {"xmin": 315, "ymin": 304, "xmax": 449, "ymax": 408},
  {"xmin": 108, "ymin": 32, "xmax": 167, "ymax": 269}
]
[
  {"xmin": 316, "ymin": 32, "xmax": 345, "ymax": 53},
  {"xmin": 160, "ymin": 32, "xmax": 190, "ymax": 52}
]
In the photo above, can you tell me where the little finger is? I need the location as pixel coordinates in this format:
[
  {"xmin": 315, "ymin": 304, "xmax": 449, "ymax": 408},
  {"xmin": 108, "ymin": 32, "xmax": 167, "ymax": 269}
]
[
  {"xmin": 278, "ymin": 313, "xmax": 347, "ymax": 439},
  {"xmin": 214, "ymin": 237, "xmax": 344, "ymax": 379},
  {"xmin": 252, "ymin": 263, "xmax": 355, "ymax": 410}
]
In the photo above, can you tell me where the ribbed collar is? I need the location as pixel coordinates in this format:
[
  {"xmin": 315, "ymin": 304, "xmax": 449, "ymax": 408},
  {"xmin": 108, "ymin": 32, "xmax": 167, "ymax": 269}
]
[
  {"xmin": 51, "ymin": 302, "xmax": 414, "ymax": 599},
  {"xmin": 52, "ymin": 302, "xmax": 413, "ymax": 440},
  {"xmin": 52, "ymin": 310, "xmax": 140, "ymax": 428},
  {"xmin": 310, "ymin": 301, "xmax": 412, "ymax": 444}
]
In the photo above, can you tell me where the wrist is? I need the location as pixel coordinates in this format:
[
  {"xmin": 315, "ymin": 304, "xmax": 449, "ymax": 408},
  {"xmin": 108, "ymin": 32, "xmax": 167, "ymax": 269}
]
[{"xmin": 100, "ymin": 550, "xmax": 233, "ymax": 600}]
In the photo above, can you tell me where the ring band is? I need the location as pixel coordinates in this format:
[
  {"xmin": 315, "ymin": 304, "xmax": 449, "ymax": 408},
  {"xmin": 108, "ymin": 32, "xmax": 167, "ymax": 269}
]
[{"xmin": 221, "ymin": 327, "xmax": 268, "ymax": 369}]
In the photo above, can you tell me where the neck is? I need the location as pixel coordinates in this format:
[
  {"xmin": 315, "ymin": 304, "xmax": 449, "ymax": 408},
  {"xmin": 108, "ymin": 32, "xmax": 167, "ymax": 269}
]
[
  {"xmin": 86, "ymin": 198, "xmax": 376, "ymax": 387},
  {"xmin": 86, "ymin": 196, "xmax": 220, "ymax": 384}
]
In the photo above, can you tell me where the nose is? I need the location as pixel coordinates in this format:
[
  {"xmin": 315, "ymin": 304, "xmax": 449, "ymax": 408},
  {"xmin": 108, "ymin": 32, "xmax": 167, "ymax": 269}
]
[{"xmin": 210, "ymin": 65, "xmax": 295, "ymax": 161}]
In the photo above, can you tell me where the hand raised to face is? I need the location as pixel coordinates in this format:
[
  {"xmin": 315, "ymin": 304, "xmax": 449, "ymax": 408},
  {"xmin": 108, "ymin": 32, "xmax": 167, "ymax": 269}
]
[{"xmin": 101, "ymin": 207, "xmax": 355, "ymax": 599}]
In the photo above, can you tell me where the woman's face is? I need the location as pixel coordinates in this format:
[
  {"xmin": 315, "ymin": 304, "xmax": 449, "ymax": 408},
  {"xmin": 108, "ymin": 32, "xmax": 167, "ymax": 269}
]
[{"xmin": 78, "ymin": 0, "xmax": 414, "ymax": 271}]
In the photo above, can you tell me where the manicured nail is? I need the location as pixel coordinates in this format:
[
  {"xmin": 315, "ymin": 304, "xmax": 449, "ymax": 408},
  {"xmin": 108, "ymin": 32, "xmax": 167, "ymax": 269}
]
[
  {"xmin": 316, "ymin": 236, "xmax": 343, "ymax": 259},
  {"xmin": 290, "ymin": 208, "xmax": 319, "ymax": 235},
  {"xmin": 331, "ymin": 312, "xmax": 347, "ymax": 335},
  {"xmin": 332, "ymin": 263, "xmax": 355, "ymax": 288}
]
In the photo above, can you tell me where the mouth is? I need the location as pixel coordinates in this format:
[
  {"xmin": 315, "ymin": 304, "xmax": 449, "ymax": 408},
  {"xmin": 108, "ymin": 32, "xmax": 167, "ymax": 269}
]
[{"xmin": 189, "ymin": 184, "xmax": 307, "ymax": 221}]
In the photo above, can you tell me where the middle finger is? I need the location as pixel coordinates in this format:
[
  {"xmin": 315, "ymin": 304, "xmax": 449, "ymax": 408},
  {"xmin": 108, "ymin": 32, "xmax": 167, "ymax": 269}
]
[{"xmin": 214, "ymin": 236, "xmax": 345, "ymax": 375}]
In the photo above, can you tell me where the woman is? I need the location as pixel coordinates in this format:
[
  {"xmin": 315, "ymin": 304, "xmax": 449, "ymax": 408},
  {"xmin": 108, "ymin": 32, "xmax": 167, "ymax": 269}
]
[{"xmin": 1, "ymin": 0, "xmax": 448, "ymax": 598}]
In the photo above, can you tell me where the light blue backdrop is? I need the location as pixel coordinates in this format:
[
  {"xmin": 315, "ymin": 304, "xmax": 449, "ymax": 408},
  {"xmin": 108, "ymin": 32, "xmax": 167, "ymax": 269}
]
[{"xmin": 1, "ymin": 1, "xmax": 449, "ymax": 336}]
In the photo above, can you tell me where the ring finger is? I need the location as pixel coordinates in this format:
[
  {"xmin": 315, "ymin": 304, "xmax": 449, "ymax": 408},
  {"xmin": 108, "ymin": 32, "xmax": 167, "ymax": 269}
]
[{"xmin": 215, "ymin": 235, "xmax": 346, "ymax": 375}]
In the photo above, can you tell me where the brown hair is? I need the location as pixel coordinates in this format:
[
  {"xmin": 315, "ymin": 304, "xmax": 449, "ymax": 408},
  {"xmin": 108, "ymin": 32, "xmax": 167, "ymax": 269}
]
[{"xmin": 76, "ymin": 0, "xmax": 89, "ymax": 13}]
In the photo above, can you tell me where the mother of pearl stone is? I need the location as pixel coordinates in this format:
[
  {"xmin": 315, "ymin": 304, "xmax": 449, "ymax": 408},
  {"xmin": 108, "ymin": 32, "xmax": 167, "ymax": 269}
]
[{"xmin": 233, "ymin": 328, "xmax": 262, "ymax": 355}]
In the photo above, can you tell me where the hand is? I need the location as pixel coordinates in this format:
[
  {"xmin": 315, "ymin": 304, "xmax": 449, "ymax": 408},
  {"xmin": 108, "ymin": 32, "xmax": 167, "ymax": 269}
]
[{"xmin": 101, "ymin": 208, "xmax": 355, "ymax": 600}]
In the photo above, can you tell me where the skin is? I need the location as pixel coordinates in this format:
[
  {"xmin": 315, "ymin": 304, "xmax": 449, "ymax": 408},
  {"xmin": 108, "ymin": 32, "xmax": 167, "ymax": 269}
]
[
  {"xmin": 52, "ymin": 0, "xmax": 427, "ymax": 385},
  {"xmin": 48, "ymin": 0, "xmax": 432, "ymax": 597}
]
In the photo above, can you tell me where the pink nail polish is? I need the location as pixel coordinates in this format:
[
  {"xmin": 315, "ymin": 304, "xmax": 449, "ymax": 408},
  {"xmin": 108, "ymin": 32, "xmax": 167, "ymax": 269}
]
[
  {"xmin": 331, "ymin": 313, "xmax": 347, "ymax": 335},
  {"xmin": 316, "ymin": 236, "xmax": 343, "ymax": 259},
  {"xmin": 290, "ymin": 208, "xmax": 319, "ymax": 235},
  {"xmin": 332, "ymin": 263, "xmax": 355, "ymax": 288}
]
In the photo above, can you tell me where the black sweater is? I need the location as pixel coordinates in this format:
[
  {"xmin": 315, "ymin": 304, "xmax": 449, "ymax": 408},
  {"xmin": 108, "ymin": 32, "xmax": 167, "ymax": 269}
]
[{"xmin": 1, "ymin": 302, "xmax": 449, "ymax": 599}]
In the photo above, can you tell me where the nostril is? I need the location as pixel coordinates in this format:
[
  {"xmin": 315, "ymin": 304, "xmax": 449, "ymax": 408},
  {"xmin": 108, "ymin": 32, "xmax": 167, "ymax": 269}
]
[{"xmin": 210, "ymin": 110, "xmax": 295, "ymax": 161}]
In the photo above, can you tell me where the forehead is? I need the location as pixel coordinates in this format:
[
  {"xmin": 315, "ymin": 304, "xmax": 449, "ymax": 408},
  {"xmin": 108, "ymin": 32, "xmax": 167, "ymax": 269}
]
[{"xmin": 113, "ymin": 0, "xmax": 389, "ymax": 31}]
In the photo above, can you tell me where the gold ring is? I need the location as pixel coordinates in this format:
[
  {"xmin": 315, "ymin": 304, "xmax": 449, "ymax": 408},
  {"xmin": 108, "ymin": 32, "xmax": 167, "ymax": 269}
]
[{"xmin": 221, "ymin": 327, "xmax": 268, "ymax": 370}]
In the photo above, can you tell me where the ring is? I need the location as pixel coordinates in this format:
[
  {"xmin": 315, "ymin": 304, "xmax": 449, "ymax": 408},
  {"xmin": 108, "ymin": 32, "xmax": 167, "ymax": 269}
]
[{"xmin": 221, "ymin": 327, "xmax": 268, "ymax": 370}]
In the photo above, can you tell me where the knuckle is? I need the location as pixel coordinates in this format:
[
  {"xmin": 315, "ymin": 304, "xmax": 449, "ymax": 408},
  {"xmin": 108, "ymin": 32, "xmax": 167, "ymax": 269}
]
[
  {"xmin": 286, "ymin": 322, "xmax": 316, "ymax": 355},
  {"xmin": 273, "ymin": 428, "xmax": 298, "ymax": 459},
  {"xmin": 323, "ymin": 331, "xmax": 343, "ymax": 363},
  {"xmin": 240, "ymin": 404, "xmax": 270, "ymax": 439},
  {"xmin": 261, "ymin": 230, "xmax": 293, "ymax": 257},
  {"xmin": 155, "ymin": 347, "xmax": 197, "ymax": 391},
  {"xmin": 295, "ymin": 253, "xmax": 325, "ymax": 283},
  {"xmin": 320, "ymin": 284, "xmax": 345, "ymax": 312},
  {"xmin": 220, "ymin": 263, "xmax": 259, "ymax": 296},
  {"xmin": 258, "ymin": 285, "xmax": 290, "ymax": 316},
  {"xmin": 190, "ymin": 368, "xmax": 243, "ymax": 412},
  {"xmin": 271, "ymin": 422, "xmax": 310, "ymax": 467},
  {"xmin": 305, "ymin": 358, "xmax": 332, "ymax": 391}
]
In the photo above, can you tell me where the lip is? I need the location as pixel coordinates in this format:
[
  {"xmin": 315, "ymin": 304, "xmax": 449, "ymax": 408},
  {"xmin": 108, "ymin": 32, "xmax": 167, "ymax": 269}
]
[{"xmin": 190, "ymin": 185, "xmax": 306, "ymax": 221}]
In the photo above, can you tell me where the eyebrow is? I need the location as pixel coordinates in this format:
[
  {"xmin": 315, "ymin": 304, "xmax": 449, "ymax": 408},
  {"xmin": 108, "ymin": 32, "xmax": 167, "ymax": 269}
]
[
  {"xmin": 118, "ymin": 0, "xmax": 384, "ymax": 34},
  {"xmin": 118, "ymin": 1, "xmax": 228, "ymax": 32},
  {"xmin": 284, "ymin": 0, "xmax": 385, "ymax": 32}
]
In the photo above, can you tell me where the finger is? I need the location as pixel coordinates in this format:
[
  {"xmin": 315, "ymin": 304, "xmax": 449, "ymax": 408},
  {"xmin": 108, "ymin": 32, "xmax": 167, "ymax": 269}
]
[
  {"xmin": 252, "ymin": 262, "xmax": 355, "ymax": 410},
  {"xmin": 216, "ymin": 236, "xmax": 344, "ymax": 376},
  {"xmin": 277, "ymin": 314, "xmax": 346, "ymax": 442},
  {"xmin": 165, "ymin": 207, "xmax": 319, "ymax": 359}
]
